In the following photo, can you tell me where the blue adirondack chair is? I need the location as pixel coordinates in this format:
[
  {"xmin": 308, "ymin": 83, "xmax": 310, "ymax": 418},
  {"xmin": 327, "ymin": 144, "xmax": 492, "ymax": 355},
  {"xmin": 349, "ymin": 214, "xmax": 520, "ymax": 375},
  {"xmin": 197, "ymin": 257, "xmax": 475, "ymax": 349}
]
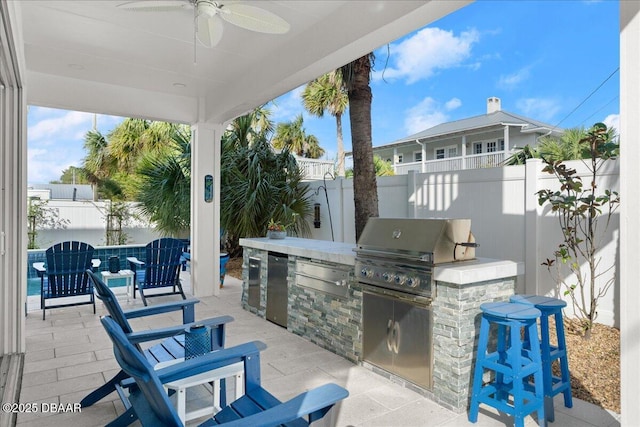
[
  {"xmin": 33, "ymin": 240, "xmax": 97, "ymax": 320},
  {"xmin": 82, "ymin": 270, "xmax": 233, "ymax": 426},
  {"xmin": 100, "ymin": 315, "xmax": 349, "ymax": 426},
  {"xmin": 180, "ymin": 252, "xmax": 230, "ymax": 287},
  {"xmin": 127, "ymin": 238, "xmax": 187, "ymax": 306}
]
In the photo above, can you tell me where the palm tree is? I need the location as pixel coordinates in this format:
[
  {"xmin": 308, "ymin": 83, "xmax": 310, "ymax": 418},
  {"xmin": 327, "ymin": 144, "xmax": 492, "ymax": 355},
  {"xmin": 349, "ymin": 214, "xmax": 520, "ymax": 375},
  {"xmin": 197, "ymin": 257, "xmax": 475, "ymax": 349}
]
[
  {"xmin": 304, "ymin": 134, "xmax": 325, "ymax": 159},
  {"xmin": 82, "ymin": 129, "xmax": 118, "ymax": 200},
  {"xmin": 272, "ymin": 114, "xmax": 324, "ymax": 158},
  {"xmin": 302, "ymin": 70, "xmax": 348, "ymax": 175},
  {"xmin": 345, "ymin": 155, "xmax": 394, "ymax": 177},
  {"xmin": 135, "ymin": 126, "xmax": 191, "ymax": 237},
  {"xmin": 221, "ymin": 136, "xmax": 313, "ymax": 256},
  {"xmin": 106, "ymin": 118, "xmax": 150, "ymax": 173},
  {"xmin": 224, "ymin": 106, "xmax": 273, "ymax": 150},
  {"xmin": 341, "ymin": 54, "xmax": 378, "ymax": 240},
  {"xmin": 504, "ymin": 126, "xmax": 619, "ymax": 165}
]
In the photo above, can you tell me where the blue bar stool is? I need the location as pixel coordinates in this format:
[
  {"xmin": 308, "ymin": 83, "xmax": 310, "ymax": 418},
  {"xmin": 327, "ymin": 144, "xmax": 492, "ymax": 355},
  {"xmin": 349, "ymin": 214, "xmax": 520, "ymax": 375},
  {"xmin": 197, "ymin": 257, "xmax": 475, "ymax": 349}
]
[
  {"xmin": 510, "ymin": 295, "xmax": 573, "ymax": 422},
  {"xmin": 469, "ymin": 302, "xmax": 545, "ymax": 427}
]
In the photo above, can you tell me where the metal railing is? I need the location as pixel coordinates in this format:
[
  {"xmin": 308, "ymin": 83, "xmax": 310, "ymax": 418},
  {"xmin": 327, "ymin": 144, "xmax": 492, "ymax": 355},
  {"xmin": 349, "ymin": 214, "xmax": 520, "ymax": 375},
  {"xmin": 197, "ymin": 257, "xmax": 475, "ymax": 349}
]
[
  {"xmin": 392, "ymin": 152, "xmax": 506, "ymax": 174},
  {"xmin": 296, "ymin": 158, "xmax": 335, "ymax": 179}
]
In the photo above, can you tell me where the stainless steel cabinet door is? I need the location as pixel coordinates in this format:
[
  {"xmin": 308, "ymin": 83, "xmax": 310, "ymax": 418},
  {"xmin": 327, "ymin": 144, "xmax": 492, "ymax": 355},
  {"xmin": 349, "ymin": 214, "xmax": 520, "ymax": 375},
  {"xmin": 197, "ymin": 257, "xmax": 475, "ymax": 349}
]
[
  {"xmin": 266, "ymin": 253, "xmax": 288, "ymax": 327},
  {"xmin": 392, "ymin": 298, "xmax": 432, "ymax": 389},
  {"xmin": 363, "ymin": 292, "xmax": 395, "ymax": 373}
]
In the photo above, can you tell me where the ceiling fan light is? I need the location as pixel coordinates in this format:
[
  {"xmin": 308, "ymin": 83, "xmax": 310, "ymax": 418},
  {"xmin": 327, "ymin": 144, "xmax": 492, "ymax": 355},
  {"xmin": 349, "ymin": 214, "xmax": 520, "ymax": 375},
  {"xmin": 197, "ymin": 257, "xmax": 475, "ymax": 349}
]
[{"xmin": 196, "ymin": 0, "xmax": 218, "ymax": 18}]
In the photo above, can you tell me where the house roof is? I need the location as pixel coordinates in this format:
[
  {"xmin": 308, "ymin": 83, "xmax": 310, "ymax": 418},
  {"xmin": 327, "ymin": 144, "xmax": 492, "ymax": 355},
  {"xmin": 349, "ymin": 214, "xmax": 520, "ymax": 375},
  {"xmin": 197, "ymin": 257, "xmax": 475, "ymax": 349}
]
[
  {"xmin": 28, "ymin": 184, "xmax": 93, "ymax": 201},
  {"xmin": 375, "ymin": 110, "xmax": 562, "ymax": 150}
]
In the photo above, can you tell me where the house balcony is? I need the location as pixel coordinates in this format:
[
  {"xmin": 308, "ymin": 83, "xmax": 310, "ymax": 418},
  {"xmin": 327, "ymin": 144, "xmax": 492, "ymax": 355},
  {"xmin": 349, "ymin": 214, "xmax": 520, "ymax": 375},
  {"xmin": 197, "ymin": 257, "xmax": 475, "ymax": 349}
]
[
  {"xmin": 296, "ymin": 157, "xmax": 335, "ymax": 179},
  {"xmin": 393, "ymin": 151, "xmax": 507, "ymax": 175}
]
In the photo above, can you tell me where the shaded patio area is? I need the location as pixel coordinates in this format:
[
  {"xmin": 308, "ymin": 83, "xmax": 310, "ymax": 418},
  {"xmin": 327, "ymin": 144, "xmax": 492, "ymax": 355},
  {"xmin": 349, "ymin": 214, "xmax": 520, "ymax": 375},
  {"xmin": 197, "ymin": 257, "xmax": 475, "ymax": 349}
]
[{"xmin": 17, "ymin": 272, "xmax": 620, "ymax": 427}]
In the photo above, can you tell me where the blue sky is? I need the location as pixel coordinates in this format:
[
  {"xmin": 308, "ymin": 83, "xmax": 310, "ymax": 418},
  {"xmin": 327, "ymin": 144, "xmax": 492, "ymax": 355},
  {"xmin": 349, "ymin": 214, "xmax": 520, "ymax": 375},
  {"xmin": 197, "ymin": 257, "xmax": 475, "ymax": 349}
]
[{"xmin": 28, "ymin": 0, "xmax": 619, "ymax": 183}]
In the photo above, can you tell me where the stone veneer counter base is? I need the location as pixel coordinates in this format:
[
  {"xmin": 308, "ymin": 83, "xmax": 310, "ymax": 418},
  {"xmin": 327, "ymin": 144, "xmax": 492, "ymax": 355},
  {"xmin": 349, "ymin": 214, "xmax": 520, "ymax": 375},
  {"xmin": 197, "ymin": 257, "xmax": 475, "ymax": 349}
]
[{"xmin": 240, "ymin": 237, "xmax": 524, "ymax": 414}]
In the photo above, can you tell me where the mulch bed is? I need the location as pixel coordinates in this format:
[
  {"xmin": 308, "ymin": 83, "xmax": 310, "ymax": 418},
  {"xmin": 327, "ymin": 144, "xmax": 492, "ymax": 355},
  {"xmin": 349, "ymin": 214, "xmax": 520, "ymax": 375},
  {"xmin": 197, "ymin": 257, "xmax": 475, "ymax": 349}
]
[{"xmin": 561, "ymin": 318, "xmax": 620, "ymax": 413}]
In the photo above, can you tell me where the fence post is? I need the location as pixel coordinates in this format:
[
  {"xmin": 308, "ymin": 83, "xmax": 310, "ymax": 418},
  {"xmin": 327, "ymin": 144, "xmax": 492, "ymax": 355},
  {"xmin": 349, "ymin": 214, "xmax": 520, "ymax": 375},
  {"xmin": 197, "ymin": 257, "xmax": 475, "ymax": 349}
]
[
  {"xmin": 407, "ymin": 170, "xmax": 417, "ymax": 218},
  {"xmin": 524, "ymin": 159, "xmax": 542, "ymax": 294}
]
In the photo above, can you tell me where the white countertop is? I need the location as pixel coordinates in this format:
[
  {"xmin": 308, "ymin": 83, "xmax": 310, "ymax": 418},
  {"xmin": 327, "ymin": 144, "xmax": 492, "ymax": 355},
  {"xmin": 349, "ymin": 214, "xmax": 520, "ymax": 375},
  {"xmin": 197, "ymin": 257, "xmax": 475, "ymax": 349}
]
[
  {"xmin": 433, "ymin": 257, "xmax": 524, "ymax": 285},
  {"xmin": 240, "ymin": 237, "xmax": 356, "ymax": 265}
]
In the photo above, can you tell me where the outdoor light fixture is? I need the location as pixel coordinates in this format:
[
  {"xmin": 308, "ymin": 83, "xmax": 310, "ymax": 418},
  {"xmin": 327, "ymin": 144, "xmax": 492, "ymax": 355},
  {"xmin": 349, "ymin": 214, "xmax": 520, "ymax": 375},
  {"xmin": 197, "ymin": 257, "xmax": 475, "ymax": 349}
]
[{"xmin": 314, "ymin": 203, "xmax": 321, "ymax": 228}]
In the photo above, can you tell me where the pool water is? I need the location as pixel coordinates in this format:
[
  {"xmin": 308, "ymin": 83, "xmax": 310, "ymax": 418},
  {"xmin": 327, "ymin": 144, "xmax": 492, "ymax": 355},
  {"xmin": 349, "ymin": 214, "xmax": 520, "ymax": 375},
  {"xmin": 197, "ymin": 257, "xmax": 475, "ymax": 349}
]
[{"xmin": 27, "ymin": 277, "xmax": 127, "ymax": 296}]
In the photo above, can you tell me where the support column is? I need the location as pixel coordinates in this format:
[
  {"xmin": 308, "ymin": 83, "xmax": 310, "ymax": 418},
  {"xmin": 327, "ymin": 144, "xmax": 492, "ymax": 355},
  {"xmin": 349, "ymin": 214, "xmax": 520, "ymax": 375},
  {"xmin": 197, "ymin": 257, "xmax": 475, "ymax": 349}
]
[
  {"xmin": 190, "ymin": 123, "xmax": 223, "ymax": 297},
  {"xmin": 0, "ymin": 1, "xmax": 27, "ymax": 355},
  {"xmin": 461, "ymin": 135, "xmax": 467, "ymax": 169},
  {"xmin": 620, "ymin": 3, "xmax": 640, "ymax": 424},
  {"xmin": 503, "ymin": 125, "xmax": 509, "ymax": 152},
  {"xmin": 393, "ymin": 147, "xmax": 398, "ymax": 174},
  {"xmin": 524, "ymin": 158, "xmax": 542, "ymax": 295}
]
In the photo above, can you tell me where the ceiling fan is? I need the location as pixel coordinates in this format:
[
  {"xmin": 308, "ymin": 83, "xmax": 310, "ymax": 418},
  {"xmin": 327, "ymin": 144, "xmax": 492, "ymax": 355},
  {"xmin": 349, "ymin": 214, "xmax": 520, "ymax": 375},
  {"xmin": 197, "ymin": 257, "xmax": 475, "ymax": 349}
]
[{"xmin": 118, "ymin": 1, "xmax": 290, "ymax": 47}]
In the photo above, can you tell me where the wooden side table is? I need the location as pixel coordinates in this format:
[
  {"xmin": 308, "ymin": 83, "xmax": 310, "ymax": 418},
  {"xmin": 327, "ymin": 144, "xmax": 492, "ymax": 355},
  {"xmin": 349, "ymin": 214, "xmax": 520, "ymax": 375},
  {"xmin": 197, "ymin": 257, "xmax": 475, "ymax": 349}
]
[{"xmin": 100, "ymin": 269, "xmax": 135, "ymax": 300}]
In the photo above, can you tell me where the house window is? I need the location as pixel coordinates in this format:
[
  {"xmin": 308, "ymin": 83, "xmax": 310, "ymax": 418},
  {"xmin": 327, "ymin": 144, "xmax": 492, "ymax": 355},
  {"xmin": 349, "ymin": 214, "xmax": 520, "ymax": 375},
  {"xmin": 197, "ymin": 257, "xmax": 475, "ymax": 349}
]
[
  {"xmin": 487, "ymin": 141, "xmax": 496, "ymax": 153},
  {"xmin": 473, "ymin": 142, "xmax": 483, "ymax": 154},
  {"xmin": 499, "ymin": 138, "xmax": 505, "ymax": 151},
  {"xmin": 435, "ymin": 145, "xmax": 458, "ymax": 160},
  {"xmin": 414, "ymin": 151, "xmax": 422, "ymax": 162}
]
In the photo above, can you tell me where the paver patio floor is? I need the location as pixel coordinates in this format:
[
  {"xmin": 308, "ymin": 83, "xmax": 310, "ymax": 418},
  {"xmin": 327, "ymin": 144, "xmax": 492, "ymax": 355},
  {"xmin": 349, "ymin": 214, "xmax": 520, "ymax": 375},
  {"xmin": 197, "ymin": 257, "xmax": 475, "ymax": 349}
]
[{"xmin": 18, "ymin": 274, "xmax": 620, "ymax": 427}]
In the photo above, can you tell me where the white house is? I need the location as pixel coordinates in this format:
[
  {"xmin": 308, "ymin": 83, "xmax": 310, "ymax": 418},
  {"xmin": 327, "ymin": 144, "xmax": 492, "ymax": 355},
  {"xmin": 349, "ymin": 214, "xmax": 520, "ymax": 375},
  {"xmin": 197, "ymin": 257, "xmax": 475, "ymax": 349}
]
[{"xmin": 369, "ymin": 97, "xmax": 563, "ymax": 174}]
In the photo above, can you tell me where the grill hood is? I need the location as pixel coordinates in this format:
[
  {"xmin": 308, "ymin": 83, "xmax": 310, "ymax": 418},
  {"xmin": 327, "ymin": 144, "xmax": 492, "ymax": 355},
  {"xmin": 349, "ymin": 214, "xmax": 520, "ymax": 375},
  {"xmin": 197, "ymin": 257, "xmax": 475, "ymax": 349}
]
[{"xmin": 356, "ymin": 218, "xmax": 477, "ymax": 264}]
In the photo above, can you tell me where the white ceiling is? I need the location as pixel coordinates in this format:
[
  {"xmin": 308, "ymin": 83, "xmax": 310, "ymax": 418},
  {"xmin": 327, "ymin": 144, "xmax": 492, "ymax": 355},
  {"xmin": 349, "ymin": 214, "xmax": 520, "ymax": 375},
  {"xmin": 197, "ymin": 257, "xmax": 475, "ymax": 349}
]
[{"xmin": 16, "ymin": 0, "xmax": 471, "ymax": 124}]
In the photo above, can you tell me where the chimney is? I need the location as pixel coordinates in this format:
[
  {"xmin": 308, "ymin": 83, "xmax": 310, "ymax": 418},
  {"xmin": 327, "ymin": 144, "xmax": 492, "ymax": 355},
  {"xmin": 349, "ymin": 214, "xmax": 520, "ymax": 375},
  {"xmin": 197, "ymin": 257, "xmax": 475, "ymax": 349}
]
[{"xmin": 487, "ymin": 97, "xmax": 501, "ymax": 114}]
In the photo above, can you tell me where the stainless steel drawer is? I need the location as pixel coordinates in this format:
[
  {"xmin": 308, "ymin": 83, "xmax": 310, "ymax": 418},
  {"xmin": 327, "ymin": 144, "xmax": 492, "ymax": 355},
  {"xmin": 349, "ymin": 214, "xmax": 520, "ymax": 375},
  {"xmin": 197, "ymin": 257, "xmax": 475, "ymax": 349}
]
[{"xmin": 295, "ymin": 260, "xmax": 351, "ymax": 298}]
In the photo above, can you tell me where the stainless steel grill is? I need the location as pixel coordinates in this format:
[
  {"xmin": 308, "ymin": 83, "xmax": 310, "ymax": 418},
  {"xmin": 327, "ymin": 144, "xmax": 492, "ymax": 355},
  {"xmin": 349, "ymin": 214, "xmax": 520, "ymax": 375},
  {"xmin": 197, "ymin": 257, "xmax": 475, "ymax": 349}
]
[
  {"xmin": 356, "ymin": 217, "xmax": 478, "ymax": 391},
  {"xmin": 355, "ymin": 218, "xmax": 477, "ymax": 299}
]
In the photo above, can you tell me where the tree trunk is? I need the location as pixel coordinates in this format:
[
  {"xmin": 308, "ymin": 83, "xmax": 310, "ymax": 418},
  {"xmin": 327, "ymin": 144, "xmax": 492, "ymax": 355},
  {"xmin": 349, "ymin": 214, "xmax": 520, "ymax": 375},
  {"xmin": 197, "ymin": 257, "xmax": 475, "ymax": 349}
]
[
  {"xmin": 336, "ymin": 114, "xmax": 345, "ymax": 177},
  {"xmin": 347, "ymin": 55, "xmax": 378, "ymax": 240}
]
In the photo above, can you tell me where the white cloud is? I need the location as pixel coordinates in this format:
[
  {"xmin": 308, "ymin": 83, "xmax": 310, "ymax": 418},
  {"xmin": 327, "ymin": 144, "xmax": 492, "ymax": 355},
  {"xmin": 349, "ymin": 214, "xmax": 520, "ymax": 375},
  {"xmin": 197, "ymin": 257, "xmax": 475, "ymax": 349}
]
[
  {"xmin": 498, "ymin": 66, "xmax": 532, "ymax": 89},
  {"xmin": 445, "ymin": 98, "xmax": 462, "ymax": 111},
  {"xmin": 269, "ymin": 86, "xmax": 306, "ymax": 122},
  {"xmin": 516, "ymin": 98, "xmax": 561, "ymax": 122},
  {"xmin": 374, "ymin": 27, "xmax": 480, "ymax": 84},
  {"xmin": 27, "ymin": 107, "xmax": 125, "ymax": 183},
  {"xmin": 404, "ymin": 97, "xmax": 462, "ymax": 135},
  {"xmin": 603, "ymin": 113, "xmax": 619, "ymax": 133},
  {"xmin": 28, "ymin": 109, "xmax": 94, "ymax": 142}
]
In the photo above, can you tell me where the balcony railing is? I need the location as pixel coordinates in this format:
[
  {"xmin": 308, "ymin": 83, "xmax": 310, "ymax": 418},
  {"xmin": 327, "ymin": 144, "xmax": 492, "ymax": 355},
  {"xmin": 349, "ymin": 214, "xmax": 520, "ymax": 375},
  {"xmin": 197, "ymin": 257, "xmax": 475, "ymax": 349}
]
[
  {"xmin": 296, "ymin": 158, "xmax": 335, "ymax": 179},
  {"xmin": 393, "ymin": 152, "xmax": 506, "ymax": 175}
]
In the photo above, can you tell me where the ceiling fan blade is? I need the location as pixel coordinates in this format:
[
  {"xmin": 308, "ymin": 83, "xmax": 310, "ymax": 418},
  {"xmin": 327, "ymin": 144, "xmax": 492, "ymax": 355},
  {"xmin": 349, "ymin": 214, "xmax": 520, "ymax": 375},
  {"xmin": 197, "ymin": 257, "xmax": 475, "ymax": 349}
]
[
  {"xmin": 218, "ymin": 3, "xmax": 290, "ymax": 34},
  {"xmin": 117, "ymin": 0, "xmax": 193, "ymax": 12},
  {"xmin": 197, "ymin": 13, "xmax": 224, "ymax": 47}
]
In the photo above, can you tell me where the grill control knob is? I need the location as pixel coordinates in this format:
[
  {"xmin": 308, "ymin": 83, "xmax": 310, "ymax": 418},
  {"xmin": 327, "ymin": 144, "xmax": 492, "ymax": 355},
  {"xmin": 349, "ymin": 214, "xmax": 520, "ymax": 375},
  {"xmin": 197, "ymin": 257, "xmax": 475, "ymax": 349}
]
[
  {"xmin": 407, "ymin": 277, "xmax": 421, "ymax": 288},
  {"xmin": 394, "ymin": 274, "xmax": 407, "ymax": 285},
  {"xmin": 361, "ymin": 267, "xmax": 373, "ymax": 278},
  {"xmin": 382, "ymin": 272, "xmax": 393, "ymax": 282}
]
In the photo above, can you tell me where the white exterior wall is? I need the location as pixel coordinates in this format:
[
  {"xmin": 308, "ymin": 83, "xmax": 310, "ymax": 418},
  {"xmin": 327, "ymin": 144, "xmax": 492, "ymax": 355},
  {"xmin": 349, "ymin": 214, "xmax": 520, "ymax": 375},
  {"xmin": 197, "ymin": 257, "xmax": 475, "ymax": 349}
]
[{"xmin": 304, "ymin": 159, "xmax": 620, "ymax": 327}]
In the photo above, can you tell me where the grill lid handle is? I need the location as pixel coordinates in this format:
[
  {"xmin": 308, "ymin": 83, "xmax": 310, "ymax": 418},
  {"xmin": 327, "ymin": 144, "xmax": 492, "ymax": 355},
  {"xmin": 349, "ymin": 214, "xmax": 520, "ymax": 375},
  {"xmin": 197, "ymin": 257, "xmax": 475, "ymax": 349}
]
[{"xmin": 453, "ymin": 242, "xmax": 479, "ymax": 260}]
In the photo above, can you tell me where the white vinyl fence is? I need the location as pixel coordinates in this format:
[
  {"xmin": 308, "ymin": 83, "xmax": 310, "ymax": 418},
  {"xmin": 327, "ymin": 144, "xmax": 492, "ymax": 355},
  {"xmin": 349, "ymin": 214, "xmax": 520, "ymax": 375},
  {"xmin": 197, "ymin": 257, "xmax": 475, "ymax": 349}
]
[
  {"xmin": 32, "ymin": 200, "xmax": 163, "ymax": 248},
  {"xmin": 303, "ymin": 158, "xmax": 620, "ymax": 327}
]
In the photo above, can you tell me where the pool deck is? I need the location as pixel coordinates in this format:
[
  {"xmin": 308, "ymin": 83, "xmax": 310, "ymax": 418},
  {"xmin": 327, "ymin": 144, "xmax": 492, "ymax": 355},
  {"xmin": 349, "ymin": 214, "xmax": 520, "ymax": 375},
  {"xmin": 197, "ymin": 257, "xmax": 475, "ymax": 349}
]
[{"xmin": 19, "ymin": 273, "xmax": 621, "ymax": 427}]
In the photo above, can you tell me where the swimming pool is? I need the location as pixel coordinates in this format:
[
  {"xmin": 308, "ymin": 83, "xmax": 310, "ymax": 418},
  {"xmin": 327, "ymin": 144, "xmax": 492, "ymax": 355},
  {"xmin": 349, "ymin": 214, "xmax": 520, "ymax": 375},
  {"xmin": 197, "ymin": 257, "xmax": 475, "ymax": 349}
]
[{"xmin": 27, "ymin": 276, "xmax": 127, "ymax": 296}]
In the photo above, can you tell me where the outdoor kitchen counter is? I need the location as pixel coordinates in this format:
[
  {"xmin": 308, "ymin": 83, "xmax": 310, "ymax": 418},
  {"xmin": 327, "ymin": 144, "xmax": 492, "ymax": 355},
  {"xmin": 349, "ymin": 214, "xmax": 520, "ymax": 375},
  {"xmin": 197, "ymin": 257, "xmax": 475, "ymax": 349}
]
[
  {"xmin": 433, "ymin": 257, "xmax": 524, "ymax": 285},
  {"xmin": 239, "ymin": 237, "xmax": 356, "ymax": 265}
]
